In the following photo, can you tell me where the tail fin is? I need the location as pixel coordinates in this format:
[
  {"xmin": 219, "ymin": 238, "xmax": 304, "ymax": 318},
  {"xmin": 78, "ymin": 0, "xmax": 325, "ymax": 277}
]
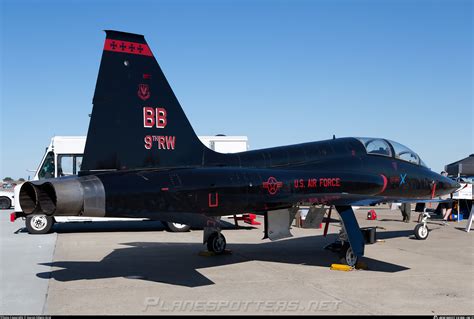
[{"xmin": 81, "ymin": 30, "xmax": 206, "ymax": 172}]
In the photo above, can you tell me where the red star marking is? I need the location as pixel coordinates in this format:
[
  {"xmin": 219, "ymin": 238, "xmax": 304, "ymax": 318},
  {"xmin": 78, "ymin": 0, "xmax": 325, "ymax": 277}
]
[{"xmin": 262, "ymin": 177, "xmax": 283, "ymax": 195}]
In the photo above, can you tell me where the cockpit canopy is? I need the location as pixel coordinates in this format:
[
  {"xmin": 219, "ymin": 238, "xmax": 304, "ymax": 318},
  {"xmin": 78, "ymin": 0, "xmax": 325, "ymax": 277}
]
[{"xmin": 356, "ymin": 138, "xmax": 427, "ymax": 167}]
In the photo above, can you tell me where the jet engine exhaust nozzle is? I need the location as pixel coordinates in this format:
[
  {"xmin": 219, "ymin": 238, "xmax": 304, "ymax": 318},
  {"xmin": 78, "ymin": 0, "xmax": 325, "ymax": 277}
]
[
  {"xmin": 19, "ymin": 182, "xmax": 41, "ymax": 214},
  {"xmin": 19, "ymin": 176, "xmax": 105, "ymax": 217}
]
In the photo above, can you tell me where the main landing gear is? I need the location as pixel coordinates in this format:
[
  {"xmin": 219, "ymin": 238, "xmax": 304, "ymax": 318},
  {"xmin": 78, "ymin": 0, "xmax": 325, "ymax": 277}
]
[
  {"xmin": 325, "ymin": 206, "xmax": 365, "ymax": 268},
  {"xmin": 325, "ymin": 240, "xmax": 359, "ymax": 267},
  {"xmin": 203, "ymin": 217, "xmax": 227, "ymax": 255},
  {"xmin": 207, "ymin": 232, "xmax": 227, "ymax": 254},
  {"xmin": 339, "ymin": 239, "xmax": 359, "ymax": 267},
  {"xmin": 335, "ymin": 222, "xmax": 359, "ymax": 267}
]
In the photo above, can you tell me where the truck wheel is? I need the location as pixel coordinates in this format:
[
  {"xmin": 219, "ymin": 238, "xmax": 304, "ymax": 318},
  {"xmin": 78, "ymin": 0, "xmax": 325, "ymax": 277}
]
[
  {"xmin": 26, "ymin": 214, "xmax": 54, "ymax": 234},
  {"xmin": 163, "ymin": 221, "xmax": 191, "ymax": 232},
  {"xmin": 0, "ymin": 196, "xmax": 11, "ymax": 209}
]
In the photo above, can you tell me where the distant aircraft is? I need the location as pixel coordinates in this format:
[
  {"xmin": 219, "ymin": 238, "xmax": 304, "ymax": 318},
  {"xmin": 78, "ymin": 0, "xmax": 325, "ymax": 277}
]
[{"xmin": 16, "ymin": 31, "xmax": 459, "ymax": 267}]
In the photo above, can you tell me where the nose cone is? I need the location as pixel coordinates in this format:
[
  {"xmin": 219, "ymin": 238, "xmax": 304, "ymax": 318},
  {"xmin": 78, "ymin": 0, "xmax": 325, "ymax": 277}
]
[{"xmin": 437, "ymin": 175, "xmax": 461, "ymax": 195}]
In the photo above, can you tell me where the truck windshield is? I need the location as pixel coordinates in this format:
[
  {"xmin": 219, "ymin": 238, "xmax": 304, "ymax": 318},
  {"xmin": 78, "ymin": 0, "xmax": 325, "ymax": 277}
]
[
  {"xmin": 38, "ymin": 152, "xmax": 55, "ymax": 179},
  {"xmin": 58, "ymin": 154, "xmax": 83, "ymax": 176},
  {"xmin": 76, "ymin": 156, "xmax": 83, "ymax": 173}
]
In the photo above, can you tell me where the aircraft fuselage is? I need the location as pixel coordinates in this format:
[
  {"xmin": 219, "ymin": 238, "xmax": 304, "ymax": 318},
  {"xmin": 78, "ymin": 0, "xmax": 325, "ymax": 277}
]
[{"xmin": 96, "ymin": 137, "xmax": 456, "ymax": 218}]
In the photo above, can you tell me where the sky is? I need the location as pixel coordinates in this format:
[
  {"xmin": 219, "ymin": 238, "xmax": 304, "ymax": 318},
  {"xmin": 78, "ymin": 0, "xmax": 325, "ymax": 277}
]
[{"xmin": 1, "ymin": 0, "xmax": 472, "ymax": 179}]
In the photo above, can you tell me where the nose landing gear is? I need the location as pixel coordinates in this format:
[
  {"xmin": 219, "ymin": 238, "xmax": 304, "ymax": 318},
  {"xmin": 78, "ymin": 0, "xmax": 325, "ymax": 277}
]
[
  {"xmin": 414, "ymin": 211, "xmax": 430, "ymax": 240},
  {"xmin": 414, "ymin": 210, "xmax": 430, "ymax": 240}
]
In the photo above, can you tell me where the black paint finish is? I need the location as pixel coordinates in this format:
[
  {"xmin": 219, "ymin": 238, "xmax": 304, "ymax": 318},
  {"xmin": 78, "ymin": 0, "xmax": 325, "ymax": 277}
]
[{"xmin": 39, "ymin": 31, "xmax": 461, "ymax": 223}]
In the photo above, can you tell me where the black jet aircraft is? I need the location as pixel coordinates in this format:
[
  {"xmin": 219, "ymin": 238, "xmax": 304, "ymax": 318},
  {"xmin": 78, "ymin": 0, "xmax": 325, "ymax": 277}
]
[{"xmin": 17, "ymin": 30, "xmax": 459, "ymax": 267}]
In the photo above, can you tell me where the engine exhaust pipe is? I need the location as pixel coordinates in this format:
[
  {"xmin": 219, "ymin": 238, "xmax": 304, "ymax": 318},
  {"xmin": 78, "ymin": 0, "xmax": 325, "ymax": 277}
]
[
  {"xmin": 19, "ymin": 182, "xmax": 41, "ymax": 214},
  {"xmin": 38, "ymin": 183, "xmax": 57, "ymax": 215},
  {"xmin": 19, "ymin": 176, "xmax": 105, "ymax": 217},
  {"xmin": 49, "ymin": 178, "xmax": 84, "ymax": 216}
]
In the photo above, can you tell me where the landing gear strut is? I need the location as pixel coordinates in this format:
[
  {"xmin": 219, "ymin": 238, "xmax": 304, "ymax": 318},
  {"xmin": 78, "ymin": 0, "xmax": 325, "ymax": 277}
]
[{"xmin": 332, "ymin": 206, "xmax": 365, "ymax": 267}]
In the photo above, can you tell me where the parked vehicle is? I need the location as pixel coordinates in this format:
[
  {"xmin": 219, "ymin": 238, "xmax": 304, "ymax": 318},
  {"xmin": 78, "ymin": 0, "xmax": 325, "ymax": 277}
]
[{"xmin": 0, "ymin": 190, "xmax": 14, "ymax": 209}]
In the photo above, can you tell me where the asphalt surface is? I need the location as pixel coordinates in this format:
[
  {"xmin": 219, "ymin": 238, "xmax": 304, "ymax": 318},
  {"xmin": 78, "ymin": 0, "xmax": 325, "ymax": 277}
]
[
  {"xmin": 0, "ymin": 209, "xmax": 57, "ymax": 314},
  {"xmin": 1, "ymin": 207, "xmax": 473, "ymax": 315}
]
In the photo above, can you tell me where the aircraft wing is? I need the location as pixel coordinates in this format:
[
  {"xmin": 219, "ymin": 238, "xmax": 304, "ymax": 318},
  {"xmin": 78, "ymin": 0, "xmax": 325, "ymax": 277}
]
[{"xmin": 294, "ymin": 193, "xmax": 453, "ymax": 207}]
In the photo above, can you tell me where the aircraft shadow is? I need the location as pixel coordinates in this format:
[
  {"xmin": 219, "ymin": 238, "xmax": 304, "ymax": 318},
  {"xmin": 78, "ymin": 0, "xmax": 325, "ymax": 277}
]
[
  {"xmin": 378, "ymin": 219, "xmax": 409, "ymax": 223},
  {"xmin": 376, "ymin": 230, "xmax": 415, "ymax": 240},
  {"xmin": 16, "ymin": 220, "xmax": 255, "ymax": 234},
  {"xmin": 54, "ymin": 220, "xmax": 168, "ymax": 233},
  {"xmin": 36, "ymin": 235, "xmax": 409, "ymax": 288},
  {"xmin": 375, "ymin": 226, "xmax": 448, "ymax": 240}
]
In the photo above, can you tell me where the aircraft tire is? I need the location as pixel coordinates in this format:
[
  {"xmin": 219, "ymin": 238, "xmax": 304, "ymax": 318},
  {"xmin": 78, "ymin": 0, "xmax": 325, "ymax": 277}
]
[
  {"xmin": 340, "ymin": 243, "xmax": 358, "ymax": 267},
  {"xmin": 0, "ymin": 196, "xmax": 11, "ymax": 209},
  {"xmin": 26, "ymin": 214, "xmax": 54, "ymax": 234},
  {"xmin": 163, "ymin": 221, "xmax": 191, "ymax": 232},
  {"xmin": 207, "ymin": 232, "xmax": 226, "ymax": 254},
  {"xmin": 414, "ymin": 223, "xmax": 429, "ymax": 240}
]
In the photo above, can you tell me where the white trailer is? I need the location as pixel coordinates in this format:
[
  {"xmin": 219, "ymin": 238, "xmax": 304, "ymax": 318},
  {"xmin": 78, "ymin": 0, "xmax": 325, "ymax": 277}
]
[{"xmin": 14, "ymin": 135, "xmax": 248, "ymax": 234}]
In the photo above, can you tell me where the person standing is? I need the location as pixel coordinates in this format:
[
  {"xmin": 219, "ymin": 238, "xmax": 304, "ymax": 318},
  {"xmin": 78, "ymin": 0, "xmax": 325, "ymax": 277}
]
[
  {"xmin": 438, "ymin": 171, "xmax": 453, "ymax": 225},
  {"xmin": 400, "ymin": 202, "xmax": 411, "ymax": 223}
]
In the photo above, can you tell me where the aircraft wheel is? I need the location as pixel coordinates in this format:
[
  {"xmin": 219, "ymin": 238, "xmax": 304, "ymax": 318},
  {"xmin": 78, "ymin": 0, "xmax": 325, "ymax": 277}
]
[
  {"xmin": 163, "ymin": 221, "xmax": 191, "ymax": 232},
  {"xmin": 340, "ymin": 243, "xmax": 358, "ymax": 267},
  {"xmin": 0, "ymin": 196, "xmax": 11, "ymax": 209},
  {"xmin": 207, "ymin": 232, "xmax": 226, "ymax": 254},
  {"xmin": 414, "ymin": 223, "xmax": 429, "ymax": 240},
  {"xmin": 26, "ymin": 214, "xmax": 54, "ymax": 234}
]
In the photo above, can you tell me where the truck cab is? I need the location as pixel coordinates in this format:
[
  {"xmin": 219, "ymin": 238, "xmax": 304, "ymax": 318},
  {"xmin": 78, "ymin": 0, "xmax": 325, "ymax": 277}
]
[{"xmin": 34, "ymin": 136, "xmax": 85, "ymax": 180}]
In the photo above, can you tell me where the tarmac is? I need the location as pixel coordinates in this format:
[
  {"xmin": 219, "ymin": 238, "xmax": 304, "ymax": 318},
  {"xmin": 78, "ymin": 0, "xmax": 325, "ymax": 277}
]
[{"xmin": 0, "ymin": 206, "xmax": 473, "ymax": 315}]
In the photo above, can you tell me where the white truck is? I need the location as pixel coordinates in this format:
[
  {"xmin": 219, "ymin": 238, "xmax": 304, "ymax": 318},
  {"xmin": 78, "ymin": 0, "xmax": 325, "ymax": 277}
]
[
  {"xmin": 14, "ymin": 135, "xmax": 249, "ymax": 234},
  {"xmin": 0, "ymin": 187, "xmax": 14, "ymax": 209}
]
